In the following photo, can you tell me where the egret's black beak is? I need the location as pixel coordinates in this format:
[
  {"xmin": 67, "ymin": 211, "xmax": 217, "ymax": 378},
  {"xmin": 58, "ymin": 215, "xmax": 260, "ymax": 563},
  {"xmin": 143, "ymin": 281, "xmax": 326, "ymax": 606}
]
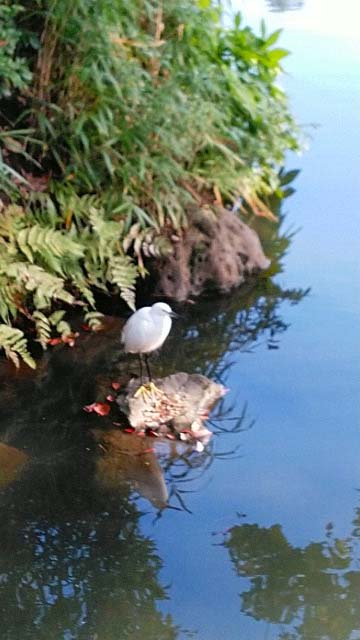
[{"xmin": 169, "ymin": 311, "xmax": 180, "ymax": 319}]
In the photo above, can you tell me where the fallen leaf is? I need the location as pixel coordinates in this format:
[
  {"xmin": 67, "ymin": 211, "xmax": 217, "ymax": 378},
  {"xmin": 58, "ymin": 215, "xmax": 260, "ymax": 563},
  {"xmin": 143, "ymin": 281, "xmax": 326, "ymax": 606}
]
[
  {"xmin": 62, "ymin": 332, "xmax": 79, "ymax": 345},
  {"xmin": 106, "ymin": 394, "xmax": 116, "ymax": 402},
  {"xmin": 47, "ymin": 332, "xmax": 79, "ymax": 347},
  {"xmin": 47, "ymin": 337, "xmax": 62, "ymax": 346},
  {"xmin": 111, "ymin": 381, "xmax": 121, "ymax": 390},
  {"xmin": 83, "ymin": 402, "xmax": 111, "ymax": 416},
  {"xmin": 124, "ymin": 427, "xmax": 135, "ymax": 433}
]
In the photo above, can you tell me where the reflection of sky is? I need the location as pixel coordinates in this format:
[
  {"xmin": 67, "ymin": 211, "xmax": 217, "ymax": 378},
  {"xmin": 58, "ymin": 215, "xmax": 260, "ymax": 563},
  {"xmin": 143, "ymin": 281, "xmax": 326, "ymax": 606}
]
[
  {"xmin": 236, "ymin": 0, "xmax": 360, "ymax": 38},
  {"xmin": 144, "ymin": 2, "xmax": 360, "ymax": 639}
]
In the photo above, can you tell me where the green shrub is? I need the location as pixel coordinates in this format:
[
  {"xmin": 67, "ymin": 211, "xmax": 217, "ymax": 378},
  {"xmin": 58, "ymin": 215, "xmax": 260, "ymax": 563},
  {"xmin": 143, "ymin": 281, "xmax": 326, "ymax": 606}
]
[
  {"xmin": 0, "ymin": 0, "xmax": 301, "ymax": 367},
  {"xmin": 22, "ymin": 0, "xmax": 299, "ymax": 218},
  {"xmin": 0, "ymin": 3, "xmax": 32, "ymax": 97}
]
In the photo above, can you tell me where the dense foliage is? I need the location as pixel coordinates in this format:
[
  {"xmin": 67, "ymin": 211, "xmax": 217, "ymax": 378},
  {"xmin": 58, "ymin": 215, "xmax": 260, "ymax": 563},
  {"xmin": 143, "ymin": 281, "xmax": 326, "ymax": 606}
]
[{"xmin": 0, "ymin": 0, "xmax": 300, "ymax": 366}]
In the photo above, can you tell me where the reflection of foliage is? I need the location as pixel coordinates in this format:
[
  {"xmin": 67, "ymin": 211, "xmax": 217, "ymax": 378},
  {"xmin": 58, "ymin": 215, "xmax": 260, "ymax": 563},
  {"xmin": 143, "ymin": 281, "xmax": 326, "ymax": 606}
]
[
  {"xmin": 156, "ymin": 223, "xmax": 308, "ymax": 382},
  {"xmin": 0, "ymin": 455, "xmax": 179, "ymax": 640},
  {"xmin": 224, "ymin": 520, "xmax": 360, "ymax": 640},
  {"xmin": 174, "ymin": 280, "xmax": 305, "ymax": 381}
]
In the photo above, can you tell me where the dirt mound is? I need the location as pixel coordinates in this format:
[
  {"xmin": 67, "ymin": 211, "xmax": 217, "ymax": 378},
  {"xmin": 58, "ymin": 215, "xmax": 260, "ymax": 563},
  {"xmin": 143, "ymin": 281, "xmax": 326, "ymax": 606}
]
[{"xmin": 154, "ymin": 206, "xmax": 270, "ymax": 301}]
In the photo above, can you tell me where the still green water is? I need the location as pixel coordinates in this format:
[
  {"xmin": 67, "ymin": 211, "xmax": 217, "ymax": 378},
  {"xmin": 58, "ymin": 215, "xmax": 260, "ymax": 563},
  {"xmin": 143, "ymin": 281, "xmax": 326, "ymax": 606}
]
[{"xmin": 0, "ymin": 2, "xmax": 359, "ymax": 639}]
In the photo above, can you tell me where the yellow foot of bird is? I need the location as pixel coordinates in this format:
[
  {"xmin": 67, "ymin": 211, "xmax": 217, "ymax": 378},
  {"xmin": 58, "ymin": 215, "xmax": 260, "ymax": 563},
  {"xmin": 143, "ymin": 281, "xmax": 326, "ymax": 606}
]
[{"xmin": 134, "ymin": 381, "xmax": 161, "ymax": 400}]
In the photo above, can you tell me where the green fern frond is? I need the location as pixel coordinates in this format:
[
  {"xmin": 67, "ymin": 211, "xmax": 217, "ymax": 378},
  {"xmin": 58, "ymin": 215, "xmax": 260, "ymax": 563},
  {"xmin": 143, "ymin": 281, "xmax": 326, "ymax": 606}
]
[
  {"xmin": 55, "ymin": 190, "xmax": 102, "ymax": 229},
  {"xmin": 108, "ymin": 256, "xmax": 138, "ymax": 311},
  {"xmin": 84, "ymin": 310, "xmax": 104, "ymax": 331},
  {"xmin": 6, "ymin": 263, "xmax": 75, "ymax": 308},
  {"xmin": 0, "ymin": 276, "xmax": 20, "ymax": 322},
  {"xmin": 48, "ymin": 310, "xmax": 66, "ymax": 326},
  {"xmin": 33, "ymin": 310, "xmax": 51, "ymax": 348},
  {"xmin": 120, "ymin": 288, "xmax": 136, "ymax": 312},
  {"xmin": 87, "ymin": 206, "xmax": 123, "ymax": 263},
  {"xmin": 16, "ymin": 224, "xmax": 84, "ymax": 269},
  {"xmin": 0, "ymin": 204, "xmax": 26, "ymax": 239},
  {"xmin": 33, "ymin": 309, "xmax": 72, "ymax": 346},
  {"xmin": 73, "ymin": 276, "xmax": 97, "ymax": 307},
  {"xmin": 0, "ymin": 324, "xmax": 36, "ymax": 369},
  {"xmin": 56, "ymin": 320, "xmax": 72, "ymax": 337}
]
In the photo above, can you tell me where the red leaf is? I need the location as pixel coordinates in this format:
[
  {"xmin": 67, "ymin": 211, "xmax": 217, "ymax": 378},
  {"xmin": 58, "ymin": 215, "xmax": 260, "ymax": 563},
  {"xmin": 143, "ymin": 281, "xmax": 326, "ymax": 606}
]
[
  {"xmin": 124, "ymin": 427, "xmax": 135, "ymax": 433},
  {"xmin": 47, "ymin": 332, "xmax": 79, "ymax": 347},
  {"xmin": 62, "ymin": 332, "xmax": 79, "ymax": 345},
  {"xmin": 81, "ymin": 323, "xmax": 92, "ymax": 332},
  {"xmin": 145, "ymin": 429, "xmax": 159, "ymax": 438},
  {"xmin": 106, "ymin": 394, "xmax": 116, "ymax": 402},
  {"xmin": 0, "ymin": 41, "xmax": 8, "ymax": 47},
  {"xmin": 47, "ymin": 337, "xmax": 62, "ymax": 346},
  {"xmin": 83, "ymin": 402, "xmax": 111, "ymax": 416},
  {"xmin": 111, "ymin": 381, "xmax": 121, "ymax": 390}
]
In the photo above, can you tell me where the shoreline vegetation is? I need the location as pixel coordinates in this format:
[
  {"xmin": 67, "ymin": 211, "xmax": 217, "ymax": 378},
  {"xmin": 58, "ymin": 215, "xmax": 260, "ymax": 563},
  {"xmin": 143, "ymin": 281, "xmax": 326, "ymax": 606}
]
[{"xmin": 0, "ymin": 0, "xmax": 301, "ymax": 368}]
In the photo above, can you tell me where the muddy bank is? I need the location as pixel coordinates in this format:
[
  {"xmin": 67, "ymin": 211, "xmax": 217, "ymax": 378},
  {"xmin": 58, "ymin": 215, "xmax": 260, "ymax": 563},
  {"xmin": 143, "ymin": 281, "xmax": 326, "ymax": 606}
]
[{"xmin": 152, "ymin": 205, "xmax": 271, "ymax": 301}]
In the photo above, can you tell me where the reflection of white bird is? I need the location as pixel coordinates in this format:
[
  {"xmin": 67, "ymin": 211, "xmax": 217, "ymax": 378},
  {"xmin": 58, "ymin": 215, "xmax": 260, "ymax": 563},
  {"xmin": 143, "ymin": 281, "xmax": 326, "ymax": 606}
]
[{"xmin": 121, "ymin": 302, "xmax": 177, "ymax": 381}]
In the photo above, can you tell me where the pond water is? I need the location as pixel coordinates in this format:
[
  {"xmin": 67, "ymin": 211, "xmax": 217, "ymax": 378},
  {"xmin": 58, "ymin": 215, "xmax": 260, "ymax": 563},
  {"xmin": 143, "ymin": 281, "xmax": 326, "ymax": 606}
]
[{"xmin": 1, "ymin": 2, "xmax": 359, "ymax": 639}]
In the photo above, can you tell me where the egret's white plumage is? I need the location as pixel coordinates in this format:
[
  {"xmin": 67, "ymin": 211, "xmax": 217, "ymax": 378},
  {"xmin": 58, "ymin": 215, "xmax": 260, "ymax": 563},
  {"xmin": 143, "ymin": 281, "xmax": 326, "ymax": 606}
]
[{"xmin": 121, "ymin": 302, "xmax": 174, "ymax": 355}]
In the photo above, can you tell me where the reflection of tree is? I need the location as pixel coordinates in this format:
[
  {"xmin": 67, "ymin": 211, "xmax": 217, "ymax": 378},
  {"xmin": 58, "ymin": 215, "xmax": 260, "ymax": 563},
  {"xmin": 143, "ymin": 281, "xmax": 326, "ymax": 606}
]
[
  {"xmin": 266, "ymin": 0, "xmax": 304, "ymax": 11},
  {"xmin": 0, "ymin": 454, "xmax": 179, "ymax": 640},
  {"xmin": 223, "ymin": 519, "xmax": 360, "ymax": 640},
  {"xmin": 154, "ymin": 221, "xmax": 308, "ymax": 382},
  {"xmin": 160, "ymin": 278, "xmax": 306, "ymax": 381}
]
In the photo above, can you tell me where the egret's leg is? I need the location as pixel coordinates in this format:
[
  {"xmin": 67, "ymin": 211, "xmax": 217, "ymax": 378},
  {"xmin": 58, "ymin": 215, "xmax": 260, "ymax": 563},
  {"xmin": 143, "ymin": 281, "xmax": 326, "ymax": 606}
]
[
  {"xmin": 133, "ymin": 354, "xmax": 160, "ymax": 398},
  {"xmin": 144, "ymin": 354, "xmax": 152, "ymax": 382},
  {"xmin": 138, "ymin": 354, "xmax": 143, "ymax": 381}
]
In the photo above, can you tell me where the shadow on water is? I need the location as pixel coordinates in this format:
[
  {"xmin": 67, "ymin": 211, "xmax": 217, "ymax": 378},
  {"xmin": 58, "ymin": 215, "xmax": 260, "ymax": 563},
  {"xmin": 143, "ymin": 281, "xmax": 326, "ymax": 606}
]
[
  {"xmin": 222, "ymin": 506, "xmax": 360, "ymax": 640},
  {"xmin": 0, "ymin": 182, "xmax": 309, "ymax": 639}
]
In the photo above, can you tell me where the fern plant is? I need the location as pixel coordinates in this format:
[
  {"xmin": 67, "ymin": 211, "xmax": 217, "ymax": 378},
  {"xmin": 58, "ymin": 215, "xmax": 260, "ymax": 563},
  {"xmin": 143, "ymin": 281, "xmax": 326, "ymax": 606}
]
[
  {"xmin": 0, "ymin": 324, "xmax": 36, "ymax": 369},
  {"xmin": 0, "ymin": 197, "xmax": 138, "ymax": 367}
]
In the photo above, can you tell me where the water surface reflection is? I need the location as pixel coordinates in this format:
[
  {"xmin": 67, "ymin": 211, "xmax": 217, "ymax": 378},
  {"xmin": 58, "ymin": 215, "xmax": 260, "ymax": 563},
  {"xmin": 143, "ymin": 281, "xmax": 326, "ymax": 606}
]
[
  {"xmin": 0, "ymin": 453, "xmax": 180, "ymax": 640},
  {"xmin": 223, "ymin": 510, "xmax": 360, "ymax": 639},
  {"xmin": 0, "ymin": 207, "xmax": 307, "ymax": 638}
]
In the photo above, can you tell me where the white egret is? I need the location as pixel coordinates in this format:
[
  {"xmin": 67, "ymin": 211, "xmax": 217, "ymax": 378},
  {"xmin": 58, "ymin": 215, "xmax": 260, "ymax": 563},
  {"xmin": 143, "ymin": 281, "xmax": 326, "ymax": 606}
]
[{"xmin": 121, "ymin": 302, "xmax": 178, "ymax": 382}]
